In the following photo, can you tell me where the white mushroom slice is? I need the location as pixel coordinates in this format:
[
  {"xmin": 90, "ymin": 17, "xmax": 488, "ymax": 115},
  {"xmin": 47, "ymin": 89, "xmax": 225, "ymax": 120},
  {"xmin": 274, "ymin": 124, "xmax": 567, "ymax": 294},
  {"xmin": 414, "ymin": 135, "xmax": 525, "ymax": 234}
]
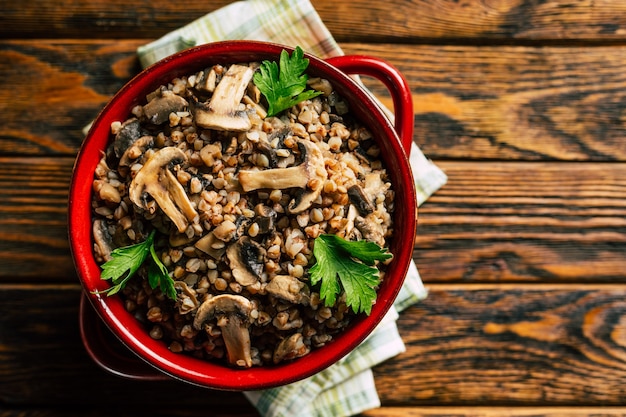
[
  {"xmin": 129, "ymin": 147, "xmax": 198, "ymax": 233},
  {"xmin": 265, "ymin": 275, "xmax": 309, "ymax": 304},
  {"xmin": 238, "ymin": 139, "xmax": 326, "ymax": 213},
  {"xmin": 226, "ymin": 236, "xmax": 266, "ymax": 286},
  {"xmin": 194, "ymin": 231, "xmax": 226, "ymax": 259},
  {"xmin": 193, "ymin": 294, "xmax": 253, "ymax": 368},
  {"xmin": 192, "ymin": 64, "xmax": 254, "ymax": 132}
]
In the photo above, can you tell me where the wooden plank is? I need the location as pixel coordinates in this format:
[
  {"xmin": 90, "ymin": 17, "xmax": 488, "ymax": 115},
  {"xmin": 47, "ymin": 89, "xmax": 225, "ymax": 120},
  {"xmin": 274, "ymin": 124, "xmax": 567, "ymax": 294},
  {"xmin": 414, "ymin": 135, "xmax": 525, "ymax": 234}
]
[
  {"xmin": 0, "ymin": 40, "xmax": 142, "ymax": 155},
  {"xmin": 1, "ymin": 158, "xmax": 624, "ymax": 283},
  {"xmin": 3, "ymin": 284, "xmax": 626, "ymax": 406},
  {"xmin": 414, "ymin": 161, "xmax": 626, "ymax": 283},
  {"xmin": 0, "ymin": 157, "xmax": 76, "ymax": 281},
  {"xmin": 3, "ymin": 40, "xmax": 626, "ymax": 161},
  {"xmin": 3, "ymin": 0, "xmax": 626, "ymax": 41},
  {"xmin": 362, "ymin": 407, "xmax": 626, "ymax": 417},
  {"xmin": 377, "ymin": 284, "xmax": 626, "ymax": 405},
  {"xmin": 4, "ymin": 407, "xmax": 626, "ymax": 417}
]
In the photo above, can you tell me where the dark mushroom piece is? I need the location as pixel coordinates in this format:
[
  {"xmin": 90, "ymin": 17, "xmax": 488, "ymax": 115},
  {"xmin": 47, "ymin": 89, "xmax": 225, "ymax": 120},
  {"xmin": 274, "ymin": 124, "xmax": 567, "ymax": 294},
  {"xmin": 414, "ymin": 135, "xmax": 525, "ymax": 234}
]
[
  {"xmin": 355, "ymin": 214, "xmax": 386, "ymax": 247},
  {"xmin": 118, "ymin": 135, "xmax": 154, "ymax": 178},
  {"xmin": 112, "ymin": 118, "xmax": 143, "ymax": 158},
  {"xmin": 273, "ymin": 333, "xmax": 309, "ymax": 364},
  {"xmin": 128, "ymin": 147, "xmax": 198, "ymax": 233},
  {"xmin": 92, "ymin": 219, "xmax": 114, "ymax": 262},
  {"xmin": 193, "ymin": 294, "xmax": 253, "ymax": 368},
  {"xmin": 143, "ymin": 90, "xmax": 189, "ymax": 125},
  {"xmin": 238, "ymin": 139, "xmax": 326, "ymax": 213},
  {"xmin": 254, "ymin": 204, "xmax": 276, "ymax": 235},
  {"xmin": 226, "ymin": 236, "xmax": 266, "ymax": 286},
  {"xmin": 191, "ymin": 64, "xmax": 254, "ymax": 132},
  {"xmin": 347, "ymin": 184, "xmax": 374, "ymax": 216}
]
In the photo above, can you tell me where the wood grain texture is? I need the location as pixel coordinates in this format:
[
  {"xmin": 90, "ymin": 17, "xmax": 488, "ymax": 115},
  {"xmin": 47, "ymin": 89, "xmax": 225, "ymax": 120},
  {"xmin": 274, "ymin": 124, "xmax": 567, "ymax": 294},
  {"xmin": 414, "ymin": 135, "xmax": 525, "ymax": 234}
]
[
  {"xmin": 380, "ymin": 284, "xmax": 626, "ymax": 405},
  {"xmin": 4, "ymin": 408, "xmax": 626, "ymax": 417},
  {"xmin": 3, "ymin": 284, "xmax": 626, "ymax": 406},
  {"xmin": 415, "ymin": 161, "xmax": 626, "ymax": 283},
  {"xmin": 0, "ymin": 158, "xmax": 75, "ymax": 281},
  {"xmin": 362, "ymin": 407, "xmax": 626, "ymax": 417},
  {"xmin": 3, "ymin": 0, "xmax": 626, "ymax": 41},
  {"xmin": 0, "ymin": 40, "xmax": 142, "ymax": 155},
  {"xmin": 3, "ymin": 40, "xmax": 626, "ymax": 161}
]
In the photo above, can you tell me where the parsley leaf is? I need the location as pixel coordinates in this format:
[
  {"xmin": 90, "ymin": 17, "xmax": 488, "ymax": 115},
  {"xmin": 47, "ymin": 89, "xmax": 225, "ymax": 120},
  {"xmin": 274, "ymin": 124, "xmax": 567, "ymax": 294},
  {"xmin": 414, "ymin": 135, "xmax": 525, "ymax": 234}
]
[
  {"xmin": 309, "ymin": 234, "xmax": 393, "ymax": 315},
  {"xmin": 98, "ymin": 230, "xmax": 176, "ymax": 300},
  {"xmin": 253, "ymin": 46, "xmax": 323, "ymax": 117}
]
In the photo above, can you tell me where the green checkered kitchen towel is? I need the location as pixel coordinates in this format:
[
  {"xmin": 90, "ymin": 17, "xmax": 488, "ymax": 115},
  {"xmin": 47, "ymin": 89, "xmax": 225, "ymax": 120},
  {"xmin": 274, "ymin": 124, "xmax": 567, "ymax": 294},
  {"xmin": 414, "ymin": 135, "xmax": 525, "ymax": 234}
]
[{"xmin": 137, "ymin": 1, "xmax": 447, "ymax": 416}]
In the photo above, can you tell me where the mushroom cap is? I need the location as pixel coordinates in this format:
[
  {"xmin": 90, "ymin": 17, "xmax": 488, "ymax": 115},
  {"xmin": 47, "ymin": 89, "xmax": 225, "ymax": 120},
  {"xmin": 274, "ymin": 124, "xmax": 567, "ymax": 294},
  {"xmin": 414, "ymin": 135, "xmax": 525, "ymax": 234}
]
[
  {"xmin": 193, "ymin": 294, "xmax": 254, "ymax": 368},
  {"xmin": 226, "ymin": 236, "xmax": 266, "ymax": 286},
  {"xmin": 129, "ymin": 147, "xmax": 198, "ymax": 233},
  {"xmin": 193, "ymin": 294, "xmax": 253, "ymax": 330},
  {"xmin": 142, "ymin": 90, "xmax": 188, "ymax": 125}
]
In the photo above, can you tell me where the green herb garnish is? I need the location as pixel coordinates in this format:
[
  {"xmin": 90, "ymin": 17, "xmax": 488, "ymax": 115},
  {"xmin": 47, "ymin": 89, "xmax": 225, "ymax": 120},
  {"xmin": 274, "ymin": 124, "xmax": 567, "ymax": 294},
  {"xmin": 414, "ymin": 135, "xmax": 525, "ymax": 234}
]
[
  {"xmin": 309, "ymin": 234, "xmax": 393, "ymax": 315},
  {"xmin": 253, "ymin": 46, "xmax": 323, "ymax": 117},
  {"xmin": 98, "ymin": 230, "xmax": 176, "ymax": 300}
]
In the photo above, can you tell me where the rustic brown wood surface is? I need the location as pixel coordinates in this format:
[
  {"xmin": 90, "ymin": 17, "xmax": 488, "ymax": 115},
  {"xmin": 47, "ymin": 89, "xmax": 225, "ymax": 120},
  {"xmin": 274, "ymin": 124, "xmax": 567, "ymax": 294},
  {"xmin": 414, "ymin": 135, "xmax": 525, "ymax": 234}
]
[{"xmin": 2, "ymin": 1, "xmax": 626, "ymax": 416}]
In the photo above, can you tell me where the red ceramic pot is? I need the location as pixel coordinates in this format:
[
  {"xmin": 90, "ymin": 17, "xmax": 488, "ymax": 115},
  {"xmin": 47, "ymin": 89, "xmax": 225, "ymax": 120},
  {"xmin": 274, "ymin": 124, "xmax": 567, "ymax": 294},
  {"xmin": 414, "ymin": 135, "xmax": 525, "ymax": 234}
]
[{"xmin": 68, "ymin": 40, "xmax": 417, "ymax": 390}]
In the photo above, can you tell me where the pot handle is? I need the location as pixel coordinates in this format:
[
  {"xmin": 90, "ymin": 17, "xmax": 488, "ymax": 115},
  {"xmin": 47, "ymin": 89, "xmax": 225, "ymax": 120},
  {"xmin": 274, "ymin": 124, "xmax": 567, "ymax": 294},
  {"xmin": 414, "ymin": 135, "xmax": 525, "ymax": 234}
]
[{"xmin": 325, "ymin": 55, "xmax": 414, "ymax": 154}]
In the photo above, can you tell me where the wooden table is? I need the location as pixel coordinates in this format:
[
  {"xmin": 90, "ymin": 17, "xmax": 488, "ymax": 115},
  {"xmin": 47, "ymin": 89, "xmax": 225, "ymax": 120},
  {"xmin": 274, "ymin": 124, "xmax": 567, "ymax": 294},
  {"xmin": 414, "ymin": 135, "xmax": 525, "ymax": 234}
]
[{"xmin": 2, "ymin": 1, "xmax": 626, "ymax": 416}]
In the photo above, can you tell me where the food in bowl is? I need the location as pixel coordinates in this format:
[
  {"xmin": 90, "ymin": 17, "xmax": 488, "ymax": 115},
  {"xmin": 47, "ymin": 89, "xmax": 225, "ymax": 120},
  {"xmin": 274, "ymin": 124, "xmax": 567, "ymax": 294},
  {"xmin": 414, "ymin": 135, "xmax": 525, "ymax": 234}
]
[{"xmin": 89, "ymin": 47, "xmax": 397, "ymax": 369}]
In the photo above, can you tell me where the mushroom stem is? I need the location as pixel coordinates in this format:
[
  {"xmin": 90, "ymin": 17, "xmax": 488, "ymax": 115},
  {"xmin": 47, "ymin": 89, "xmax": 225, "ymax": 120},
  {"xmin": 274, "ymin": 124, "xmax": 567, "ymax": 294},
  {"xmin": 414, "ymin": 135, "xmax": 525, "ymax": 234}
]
[
  {"xmin": 193, "ymin": 294, "xmax": 253, "ymax": 368},
  {"xmin": 238, "ymin": 139, "xmax": 326, "ymax": 213},
  {"xmin": 192, "ymin": 64, "xmax": 254, "ymax": 132},
  {"xmin": 238, "ymin": 166, "xmax": 309, "ymax": 191}
]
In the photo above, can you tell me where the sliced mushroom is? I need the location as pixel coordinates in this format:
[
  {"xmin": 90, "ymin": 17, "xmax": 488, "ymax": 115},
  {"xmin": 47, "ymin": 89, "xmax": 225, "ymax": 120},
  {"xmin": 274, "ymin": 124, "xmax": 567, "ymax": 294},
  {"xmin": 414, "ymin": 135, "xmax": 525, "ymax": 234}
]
[
  {"xmin": 191, "ymin": 64, "xmax": 254, "ymax": 132},
  {"xmin": 194, "ymin": 231, "xmax": 225, "ymax": 259},
  {"xmin": 273, "ymin": 333, "xmax": 309, "ymax": 364},
  {"xmin": 238, "ymin": 139, "xmax": 326, "ymax": 213},
  {"xmin": 118, "ymin": 135, "xmax": 154, "ymax": 177},
  {"xmin": 92, "ymin": 219, "xmax": 114, "ymax": 262},
  {"xmin": 355, "ymin": 213, "xmax": 386, "ymax": 246},
  {"xmin": 226, "ymin": 236, "xmax": 266, "ymax": 286},
  {"xmin": 195, "ymin": 66, "xmax": 218, "ymax": 93},
  {"xmin": 129, "ymin": 147, "xmax": 198, "ymax": 233},
  {"xmin": 347, "ymin": 184, "xmax": 374, "ymax": 216},
  {"xmin": 143, "ymin": 90, "xmax": 188, "ymax": 125},
  {"xmin": 363, "ymin": 172, "xmax": 389, "ymax": 203},
  {"xmin": 265, "ymin": 275, "xmax": 309, "ymax": 304},
  {"xmin": 254, "ymin": 204, "xmax": 276, "ymax": 235},
  {"xmin": 112, "ymin": 118, "xmax": 143, "ymax": 158},
  {"xmin": 174, "ymin": 281, "xmax": 199, "ymax": 314},
  {"xmin": 193, "ymin": 294, "xmax": 253, "ymax": 368}
]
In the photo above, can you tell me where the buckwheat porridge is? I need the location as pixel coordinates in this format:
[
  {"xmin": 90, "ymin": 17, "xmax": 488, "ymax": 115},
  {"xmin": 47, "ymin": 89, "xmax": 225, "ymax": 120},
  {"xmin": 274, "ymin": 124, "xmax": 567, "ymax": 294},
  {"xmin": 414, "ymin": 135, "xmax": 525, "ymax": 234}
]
[{"xmin": 91, "ymin": 54, "xmax": 395, "ymax": 368}]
